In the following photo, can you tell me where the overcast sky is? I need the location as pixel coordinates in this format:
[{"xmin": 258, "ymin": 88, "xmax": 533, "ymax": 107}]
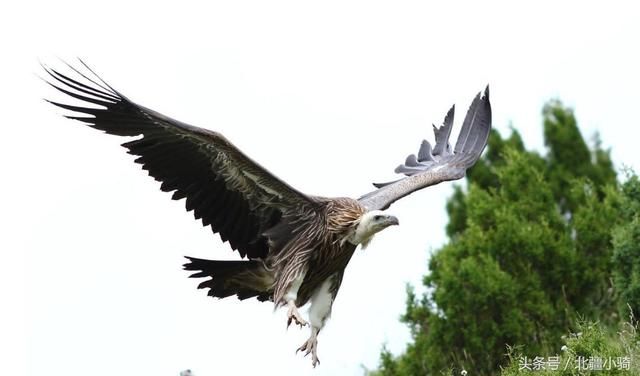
[{"xmin": 2, "ymin": 1, "xmax": 639, "ymax": 375}]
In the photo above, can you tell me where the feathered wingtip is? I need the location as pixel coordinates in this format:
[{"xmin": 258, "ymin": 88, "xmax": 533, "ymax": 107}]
[
  {"xmin": 40, "ymin": 58, "xmax": 120, "ymax": 104},
  {"xmin": 372, "ymin": 86, "xmax": 491, "ymax": 188},
  {"xmin": 452, "ymin": 84, "xmax": 491, "ymax": 157},
  {"xmin": 388, "ymin": 104, "xmax": 457, "ymax": 177},
  {"xmin": 40, "ymin": 59, "xmax": 154, "ymax": 137}
]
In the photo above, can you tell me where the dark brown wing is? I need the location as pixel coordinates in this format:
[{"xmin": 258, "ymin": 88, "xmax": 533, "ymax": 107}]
[
  {"xmin": 359, "ymin": 87, "xmax": 491, "ymax": 210},
  {"xmin": 43, "ymin": 61, "xmax": 320, "ymax": 259}
]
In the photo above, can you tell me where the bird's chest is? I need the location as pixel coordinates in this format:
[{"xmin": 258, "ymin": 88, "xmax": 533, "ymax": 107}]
[{"xmin": 295, "ymin": 243, "xmax": 357, "ymax": 306}]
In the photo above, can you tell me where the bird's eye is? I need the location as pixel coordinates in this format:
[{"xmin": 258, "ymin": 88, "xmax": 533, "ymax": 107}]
[{"xmin": 374, "ymin": 215, "xmax": 382, "ymax": 220}]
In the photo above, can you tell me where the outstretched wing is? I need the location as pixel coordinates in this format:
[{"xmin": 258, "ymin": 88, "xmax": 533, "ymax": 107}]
[
  {"xmin": 358, "ymin": 87, "xmax": 491, "ymax": 210},
  {"xmin": 43, "ymin": 61, "xmax": 320, "ymax": 259}
]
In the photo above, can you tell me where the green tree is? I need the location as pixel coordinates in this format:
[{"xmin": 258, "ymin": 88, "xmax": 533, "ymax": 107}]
[
  {"xmin": 543, "ymin": 100, "xmax": 616, "ymax": 213},
  {"xmin": 373, "ymin": 100, "xmax": 620, "ymax": 375},
  {"xmin": 612, "ymin": 174, "xmax": 640, "ymax": 318},
  {"xmin": 445, "ymin": 128, "xmax": 536, "ymax": 237}
]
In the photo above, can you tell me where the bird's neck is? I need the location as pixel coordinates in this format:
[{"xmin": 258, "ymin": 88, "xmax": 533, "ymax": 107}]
[{"xmin": 345, "ymin": 220, "xmax": 378, "ymax": 249}]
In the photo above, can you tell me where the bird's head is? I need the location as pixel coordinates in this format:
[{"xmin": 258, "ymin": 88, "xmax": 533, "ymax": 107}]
[
  {"xmin": 348, "ymin": 210, "xmax": 399, "ymax": 248},
  {"xmin": 361, "ymin": 210, "xmax": 400, "ymax": 231}
]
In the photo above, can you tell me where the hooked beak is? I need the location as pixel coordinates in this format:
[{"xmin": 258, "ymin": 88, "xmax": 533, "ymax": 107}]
[{"xmin": 387, "ymin": 215, "xmax": 399, "ymax": 226}]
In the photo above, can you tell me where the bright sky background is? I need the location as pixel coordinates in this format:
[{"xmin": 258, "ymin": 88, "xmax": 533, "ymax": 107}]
[{"xmin": 2, "ymin": 1, "xmax": 639, "ymax": 375}]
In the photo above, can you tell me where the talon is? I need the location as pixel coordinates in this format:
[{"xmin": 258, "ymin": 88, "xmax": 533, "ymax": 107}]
[
  {"xmin": 296, "ymin": 334, "xmax": 320, "ymax": 367},
  {"xmin": 286, "ymin": 301, "xmax": 307, "ymax": 328}
]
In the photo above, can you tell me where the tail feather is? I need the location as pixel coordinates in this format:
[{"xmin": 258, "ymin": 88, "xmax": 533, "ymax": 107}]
[{"xmin": 183, "ymin": 256, "xmax": 273, "ymax": 302}]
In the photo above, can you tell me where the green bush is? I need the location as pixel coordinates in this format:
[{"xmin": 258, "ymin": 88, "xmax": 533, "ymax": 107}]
[{"xmin": 502, "ymin": 317, "xmax": 639, "ymax": 375}]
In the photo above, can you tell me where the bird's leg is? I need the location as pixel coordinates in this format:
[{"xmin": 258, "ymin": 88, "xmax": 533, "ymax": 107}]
[
  {"xmin": 287, "ymin": 300, "xmax": 308, "ymax": 328},
  {"xmin": 284, "ymin": 269, "xmax": 307, "ymax": 328},
  {"xmin": 295, "ymin": 274, "xmax": 336, "ymax": 367},
  {"xmin": 297, "ymin": 326, "xmax": 320, "ymax": 367}
]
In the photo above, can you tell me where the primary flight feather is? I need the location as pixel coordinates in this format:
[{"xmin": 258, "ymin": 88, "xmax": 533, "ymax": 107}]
[{"xmin": 43, "ymin": 61, "xmax": 491, "ymax": 367}]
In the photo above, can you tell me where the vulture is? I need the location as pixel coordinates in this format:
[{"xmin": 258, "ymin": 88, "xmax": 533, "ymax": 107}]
[{"xmin": 43, "ymin": 61, "xmax": 491, "ymax": 367}]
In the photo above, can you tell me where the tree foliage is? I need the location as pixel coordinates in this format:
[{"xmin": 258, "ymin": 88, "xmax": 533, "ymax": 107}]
[
  {"xmin": 612, "ymin": 174, "xmax": 640, "ymax": 318},
  {"xmin": 373, "ymin": 100, "xmax": 623, "ymax": 375}
]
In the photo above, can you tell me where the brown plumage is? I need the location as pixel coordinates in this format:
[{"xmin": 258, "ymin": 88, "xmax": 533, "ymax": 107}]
[
  {"xmin": 43, "ymin": 61, "xmax": 491, "ymax": 367},
  {"xmin": 291, "ymin": 198, "xmax": 365, "ymax": 306}
]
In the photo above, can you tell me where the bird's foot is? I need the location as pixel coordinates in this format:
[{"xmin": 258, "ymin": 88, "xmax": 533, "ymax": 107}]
[
  {"xmin": 286, "ymin": 301, "xmax": 308, "ymax": 328},
  {"xmin": 296, "ymin": 334, "xmax": 320, "ymax": 367}
]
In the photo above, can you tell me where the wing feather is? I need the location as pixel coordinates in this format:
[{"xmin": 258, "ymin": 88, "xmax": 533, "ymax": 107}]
[
  {"xmin": 44, "ymin": 62, "xmax": 319, "ymax": 259},
  {"xmin": 359, "ymin": 87, "xmax": 491, "ymax": 210},
  {"xmin": 432, "ymin": 105, "xmax": 455, "ymax": 156}
]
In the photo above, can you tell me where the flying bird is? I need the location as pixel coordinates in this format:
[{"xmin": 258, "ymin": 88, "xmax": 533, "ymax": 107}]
[{"xmin": 43, "ymin": 61, "xmax": 491, "ymax": 367}]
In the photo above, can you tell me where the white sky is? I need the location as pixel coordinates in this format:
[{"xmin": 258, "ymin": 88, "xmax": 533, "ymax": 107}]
[{"xmin": 1, "ymin": 1, "xmax": 639, "ymax": 375}]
